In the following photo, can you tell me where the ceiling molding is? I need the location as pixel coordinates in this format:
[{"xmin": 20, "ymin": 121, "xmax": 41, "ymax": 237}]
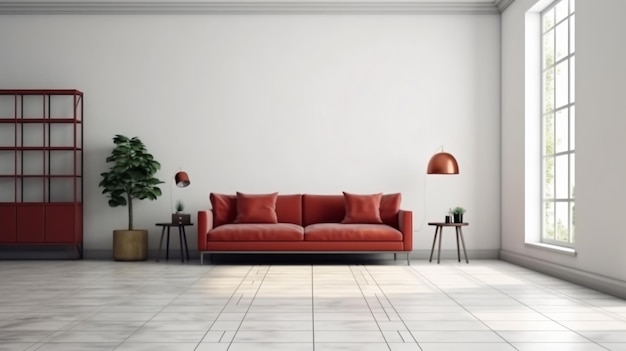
[
  {"xmin": 494, "ymin": 0, "xmax": 515, "ymax": 12},
  {"xmin": 0, "ymin": 1, "xmax": 502, "ymax": 15}
]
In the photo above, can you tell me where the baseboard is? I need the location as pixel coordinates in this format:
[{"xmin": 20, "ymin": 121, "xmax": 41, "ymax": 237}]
[
  {"xmin": 0, "ymin": 246, "xmax": 81, "ymax": 260},
  {"xmin": 410, "ymin": 249, "xmax": 499, "ymax": 260},
  {"xmin": 4, "ymin": 248, "xmax": 500, "ymax": 261},
  {"xmin": 500, "ymin": 249, "xmax": 626, "ymax": 300},
  {"xmin": 84, "ymin": 249, "xmax": 186, "ymax": 260},
  {"xmin": 82, "ymin": 249, "xmax": 499, "ymax": 261}
]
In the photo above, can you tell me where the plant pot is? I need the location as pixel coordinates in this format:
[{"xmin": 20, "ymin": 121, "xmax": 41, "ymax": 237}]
[
  {"xmin": 453, "ymin": 214, "xmax": 463, "ymax": 223},
  {"xmin": 445, "ymin": 215, "xmax": 452, "ymax": 223},
  {"xmin": 113, "ymin": 229, "xmax": 148, "ymax": 261}
]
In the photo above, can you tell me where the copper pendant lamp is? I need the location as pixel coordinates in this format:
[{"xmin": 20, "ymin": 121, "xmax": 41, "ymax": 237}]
[
  {"xmin": 427, "ymin": 152, "xmax": 459, "ymax": 174},
  {"xmin": 174, "ymin": 171, "xmax": 191, "ymax": 188}
]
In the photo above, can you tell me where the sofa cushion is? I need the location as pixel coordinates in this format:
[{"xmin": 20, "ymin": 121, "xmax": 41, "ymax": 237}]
[
  {"xmin": 275, "ymin": 194, "xmax": 303, "ymax": 225},
  {"xmin": 210, "ymin": 193, "xmax": 237, "ymax": 227},
  {"xmin": 302, "ymin": 194, "xmax": 345, "ymax": 226},
  {"xmin": 341, "ymin": 192, "xmax": 383, "ymax": 224},
  {"xmin": 380, "ymin": 193, "xmax": 401, "ymax": 228},
  {"xmin": 209, "ymin": 223, "xmax": 304, "ymax": 241},
  {"xmin": 235, "ymin": 192, "xmax": 278, "ymax": 223},
  {"xmin": 304, "ymin": 223, "xmax": 402, "ymax": 241}
]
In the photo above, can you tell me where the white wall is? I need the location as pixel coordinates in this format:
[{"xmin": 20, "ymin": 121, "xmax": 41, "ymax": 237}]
[
  {"xmin": 0, "ymin": 11, "xmax": 500, "ymax": 257},
  {"xmin": 501, "ymin": 0, "xmax": 626, "ymax": 286}
]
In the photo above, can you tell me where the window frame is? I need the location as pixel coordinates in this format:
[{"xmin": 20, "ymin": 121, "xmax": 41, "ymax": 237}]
[{"xmin": 540, "ymin": 0, "xmax": 575, "ymax": 248}]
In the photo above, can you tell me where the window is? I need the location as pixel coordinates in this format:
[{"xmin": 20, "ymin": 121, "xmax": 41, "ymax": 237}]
[{"xmin": 541, "ymin": 0, "xmax": 575, "ymax": 247}]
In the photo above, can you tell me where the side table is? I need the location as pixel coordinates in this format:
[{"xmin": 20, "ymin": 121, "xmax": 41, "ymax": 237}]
[
  {"xmin": 155, "ymin": 223, "xmax": 193, "ymax": 263},
  {"xmin": 427, "ymin": 222, "xmax": 469, "ymax": 264}
]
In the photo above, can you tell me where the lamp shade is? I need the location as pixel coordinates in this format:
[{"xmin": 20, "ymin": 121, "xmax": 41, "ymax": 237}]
[
  {"xmin": 174, "ymin": 171, "xmax": 190, "ymax": 188},
  {"xmin": 427, "ymin": 152, "xmax": 459, "ymax": 174}
]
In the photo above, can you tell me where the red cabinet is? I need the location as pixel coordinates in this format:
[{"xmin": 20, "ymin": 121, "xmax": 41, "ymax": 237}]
[
  {"xmin": 0, "ymin": 90, "xmax": 83, "ymax": 257},
  {"xmin": 0, "ymin": 204, "xmax": 16, "ymax": 242}
]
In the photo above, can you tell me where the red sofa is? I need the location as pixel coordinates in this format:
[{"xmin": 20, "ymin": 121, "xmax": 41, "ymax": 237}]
[{"xmin": 197, "ymin": 193, "xmax": 413, "ymax": 265}]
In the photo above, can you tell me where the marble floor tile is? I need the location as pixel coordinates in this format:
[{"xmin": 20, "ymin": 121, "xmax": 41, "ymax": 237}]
[
  {"xmin": 600, "ymin": 343, "xmax": 626, "ymax": 351},
  {"xmin": 28, "ymin": 343, "xmax": 118, "ymax": 351},
  {"xmin": 497, "ymin": 330, "xmax": 591, "ymax": 343},
  {"xmin": 67, "ymin": 320, "xmax": 145, "ymax": 331},
  {"xmin": 314, "ymin": 330, "xmax": 386, "ymax": 342},
  {"xmin": 113, "ymin": 343, "xmax": 199, "ymax": 351},
  {"xmin": 314, "ymin": 320, "xmax": 380, "ymax": 331},
  {"xmin": 418, "ymin": 343, "xmax": 518, "ymax": 351},
  {"xmin": 0, "ymin": 320, "xmax": 73, "ymax": 331},
  {"xmin": 232, "ymin": 331, "xmax": 313, "ymax": 343},
  {"xmin": 46, "ymin": 330, "xmax": 134, "ymax": 343},
  {"xmin": 224, "ymin": 343, "xmax": 312, "ymax": 351},
  {"xmin": 240, "ymin": 320, "xmax": 313, "ymax": 331},
  {"xmin": 124, "ymin": 330, "xmax": 206, "ymax": 343},
  {"xmin": 412, "ymin": 330, "xmax": 506, "ymax": 343},
  {"xmin": 0, "ymin": 331, "xmax": 56, "ymax": 343},
  {"xmin": 511, "ymin": 343, "xmax": 608, "ymax": 351},
  {"xmin": 0, "ymin": 343, "xmax": 37, "ymax": 351},
  {"xmin": 315, "ymin": 343, "xmax": 391, "ymax": 351},
  {"xmin": 244, "ymin": 312, "xmax": 312, "ymax": 321}
]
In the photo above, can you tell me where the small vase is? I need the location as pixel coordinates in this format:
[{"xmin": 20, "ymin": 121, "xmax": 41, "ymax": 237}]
[
  {"xmin": 453, "ymin": 214, "xmax": 463, "ymax": 223},
  {"xmin": 445, "ymin": 216, "xmax": 452, "ymax": 223}
]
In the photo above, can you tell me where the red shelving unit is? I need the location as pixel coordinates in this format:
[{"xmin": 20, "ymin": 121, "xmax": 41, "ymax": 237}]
[{"xmin": 0, "ymin": 89, "xmax": 83, "ymax": 258}]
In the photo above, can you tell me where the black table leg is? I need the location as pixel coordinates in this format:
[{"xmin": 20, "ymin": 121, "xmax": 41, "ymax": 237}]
[
  {"xmin": 437, "ymin": 226, "xmax": 443, "ymax": 264},
  {"xmin": 459, "ymin": 227, "xmax": 469, "ymax": 264},
  {"xmin": 456, "ymin": 227, "xmax": 461, "ymax": 262},
  {"xmin": 166, "ymin": 226, "xmax": 171, "ymax": 261},
  {"xmin": 429, "ymin": 226, "xmax": 439, "ymax": 263},
  {"xmin": 178, "ymin": 225, "xmax": 184, "ymax": 263},
  {"xmin": 181, "ymin": 226, "xmax": 190, "ymax": 262}
]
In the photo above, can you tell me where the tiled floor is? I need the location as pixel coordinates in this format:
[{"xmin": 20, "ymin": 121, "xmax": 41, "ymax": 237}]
[{"xmin": 0, "ymin": 259, "xmax": 625, "ymax": 351}]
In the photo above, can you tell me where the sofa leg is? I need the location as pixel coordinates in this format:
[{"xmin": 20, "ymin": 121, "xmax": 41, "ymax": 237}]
[
  {"xmin": 394, "ymin": 253, "xmax": 397, "ymax": 261},
  {"xmin": 406, "ymin": 253, "xmax": 410, "ymax": 266},
  {"xmin": 200, "ymin": 252, "xmax": 204, "ymax": 265}
]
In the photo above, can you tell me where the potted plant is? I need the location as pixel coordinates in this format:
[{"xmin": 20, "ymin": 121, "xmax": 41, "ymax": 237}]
[
  {"xmin": 175, "ymin": 200, "xmax": 185, "ymax": 213},
  {"xmin": 99, "ymin": 135, "xmax": 163, "ymax": 261},
  {"xmin": 172, "ymin": 199, "xmax": 191, "ymax": 224},
  {"xmin": 452, "ymin": 206, "xmax": 466, "ymax": 223}
]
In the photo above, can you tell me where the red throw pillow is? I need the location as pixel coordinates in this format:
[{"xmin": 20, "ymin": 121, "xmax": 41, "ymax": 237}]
[
  {"xmin": 234, "ymin": 192, "xmax": 279, "ymax": 224},
  {"xmin": 341, "ymin": 192, "xmax": 383, "ymax": 224},
  {"xmin": 210, "ymin": 193, "xmax": 237, "ymax": 226},
  {"xmin": 380, "ymin": 193, "xmax": 401, "ymax": 227}
]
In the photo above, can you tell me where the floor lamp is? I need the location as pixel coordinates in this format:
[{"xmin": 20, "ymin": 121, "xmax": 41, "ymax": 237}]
[
  {"xmin": 413, "ymin": 149, "xmax": 460, "ymax": 232},
  {"xmin": 171, "ymin": 170, "xmax": 191, "ymax": 224}
]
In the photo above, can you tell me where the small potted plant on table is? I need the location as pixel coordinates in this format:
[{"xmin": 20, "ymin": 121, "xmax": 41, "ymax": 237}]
[
  {"xmin": 173, "ymin": 200, "xmax": 191, "ymax": 224},
  {"xmin": 452, "ymin": 206, "xmax": 466, "ymax": 223}
]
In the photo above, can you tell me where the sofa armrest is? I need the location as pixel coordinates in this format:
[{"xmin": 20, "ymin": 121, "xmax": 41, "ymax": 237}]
[
  {"xmin": 197, "ymin": 210, "xmax": 214, "ymax": 251},
  {"xmin": 399, "ymin": 209, "xmax": 413, "ymax": 251}
]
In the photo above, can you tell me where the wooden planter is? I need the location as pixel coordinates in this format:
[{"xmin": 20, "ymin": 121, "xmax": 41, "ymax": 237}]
[{"xmin": 113, "ymin": 229, "xmax": 148, "ymax": 261}]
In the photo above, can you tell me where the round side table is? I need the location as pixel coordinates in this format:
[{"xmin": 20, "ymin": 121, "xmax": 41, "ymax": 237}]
[
  {"xmin": 155, "ymin": 222, "xmax": 193, "ymax": 263},
  {"xmin": 427, "ymin": 222, "xmax": 469, "ymax": 264}
]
